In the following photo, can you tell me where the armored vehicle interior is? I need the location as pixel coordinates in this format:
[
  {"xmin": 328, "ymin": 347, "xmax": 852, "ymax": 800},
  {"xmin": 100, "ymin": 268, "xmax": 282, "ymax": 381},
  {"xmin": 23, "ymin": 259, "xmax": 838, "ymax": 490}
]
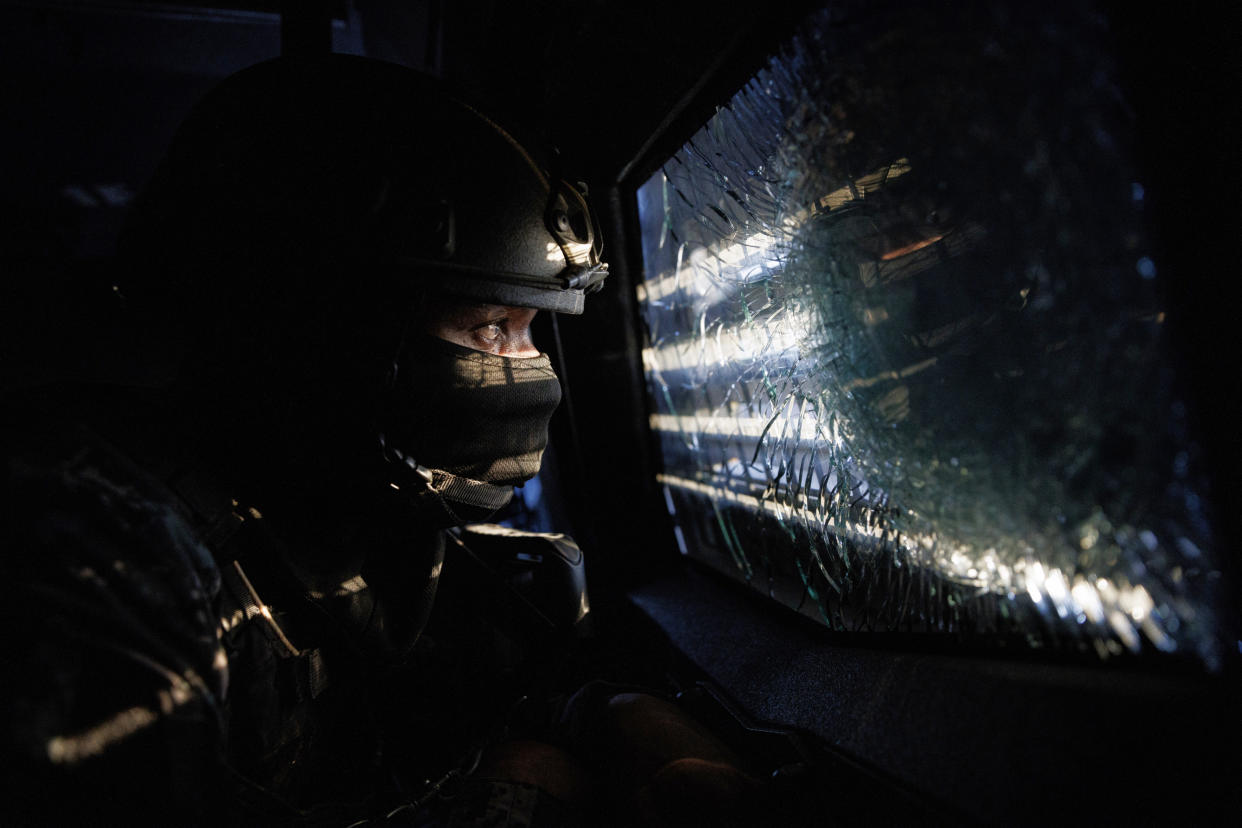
[{"xmin": 3, "ymin": 1, "xmax": 1240, "ymax": 823}]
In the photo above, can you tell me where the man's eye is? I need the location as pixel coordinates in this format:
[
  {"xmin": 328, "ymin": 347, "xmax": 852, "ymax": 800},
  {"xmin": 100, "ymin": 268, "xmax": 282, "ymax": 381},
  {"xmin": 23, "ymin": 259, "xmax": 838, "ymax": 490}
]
[{"xmin": 473, "ymin": 322, "xmax": 503, "ymax": 344}]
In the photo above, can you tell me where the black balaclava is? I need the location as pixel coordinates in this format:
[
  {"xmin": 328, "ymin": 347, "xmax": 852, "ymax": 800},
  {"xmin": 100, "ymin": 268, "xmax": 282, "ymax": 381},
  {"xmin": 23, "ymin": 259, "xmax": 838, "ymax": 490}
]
[{"xmin": 380, "ymin": 334, "xmax": 563, "ymax": 527}]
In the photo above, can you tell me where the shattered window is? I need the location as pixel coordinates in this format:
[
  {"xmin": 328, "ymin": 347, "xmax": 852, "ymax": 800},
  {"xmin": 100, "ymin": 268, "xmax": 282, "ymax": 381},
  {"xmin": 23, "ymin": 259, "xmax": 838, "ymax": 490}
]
[{"xmin": 635, "ymin": 2, "xmax": 1226, "ymax": 669}]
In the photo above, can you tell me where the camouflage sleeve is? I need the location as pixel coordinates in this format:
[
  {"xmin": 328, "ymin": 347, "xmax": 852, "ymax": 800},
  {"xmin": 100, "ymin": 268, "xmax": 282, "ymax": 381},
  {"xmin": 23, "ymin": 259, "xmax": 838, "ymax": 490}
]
[{"xmin": 1, "ymin": 432, "xmax": 232, "ymax": 826}]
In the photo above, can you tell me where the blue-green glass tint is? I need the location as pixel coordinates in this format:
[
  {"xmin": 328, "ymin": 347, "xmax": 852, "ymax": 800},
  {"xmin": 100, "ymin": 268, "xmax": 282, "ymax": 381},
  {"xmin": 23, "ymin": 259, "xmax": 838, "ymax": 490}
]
[{"xmin": 635, "ymin": 2, "xmax": 1224, "ymax": 669}]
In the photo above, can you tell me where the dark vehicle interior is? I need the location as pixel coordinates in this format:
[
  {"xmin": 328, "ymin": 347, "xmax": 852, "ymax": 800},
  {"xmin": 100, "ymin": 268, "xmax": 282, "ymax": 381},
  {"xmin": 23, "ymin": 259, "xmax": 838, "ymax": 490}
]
[{"xmin": 4, "ymin": 0, "xmax": 1240, "ymax": 824}]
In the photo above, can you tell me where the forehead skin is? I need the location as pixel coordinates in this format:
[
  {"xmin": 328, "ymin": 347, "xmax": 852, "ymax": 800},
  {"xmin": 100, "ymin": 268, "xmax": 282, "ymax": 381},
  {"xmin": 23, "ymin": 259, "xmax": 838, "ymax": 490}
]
[{"xmin": 419, "ymin": 297, "xmax": 540, "ymax": 357}]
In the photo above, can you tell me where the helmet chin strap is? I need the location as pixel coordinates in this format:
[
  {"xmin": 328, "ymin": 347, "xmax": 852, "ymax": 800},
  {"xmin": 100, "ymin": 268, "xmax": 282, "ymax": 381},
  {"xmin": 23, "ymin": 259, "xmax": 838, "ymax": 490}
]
[{"xmin": 379, "ymin": 432, "xmax": 513, "ymax": 527}]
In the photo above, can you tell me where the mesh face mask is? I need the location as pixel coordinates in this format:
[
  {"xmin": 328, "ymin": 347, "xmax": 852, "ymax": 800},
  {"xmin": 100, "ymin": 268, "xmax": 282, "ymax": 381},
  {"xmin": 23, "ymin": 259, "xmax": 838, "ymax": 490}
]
[{"xmin": 380, "ymin": 334, "xmax": 562, "ymax": 526}]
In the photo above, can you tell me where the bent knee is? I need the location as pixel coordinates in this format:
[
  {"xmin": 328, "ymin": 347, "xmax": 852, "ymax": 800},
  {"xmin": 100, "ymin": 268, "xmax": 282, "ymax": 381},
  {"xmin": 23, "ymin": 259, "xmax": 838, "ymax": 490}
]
[{"xmin": 473, "ymin": 739, "xmax": 594, "ymax": 804}]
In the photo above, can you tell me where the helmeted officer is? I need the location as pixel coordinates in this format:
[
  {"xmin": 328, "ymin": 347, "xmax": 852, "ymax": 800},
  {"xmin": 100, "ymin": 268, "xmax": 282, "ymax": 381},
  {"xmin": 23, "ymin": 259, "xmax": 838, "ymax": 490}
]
[{"xmin": 2, "ymin": 53, "xmax": 607, "ymax": 825}]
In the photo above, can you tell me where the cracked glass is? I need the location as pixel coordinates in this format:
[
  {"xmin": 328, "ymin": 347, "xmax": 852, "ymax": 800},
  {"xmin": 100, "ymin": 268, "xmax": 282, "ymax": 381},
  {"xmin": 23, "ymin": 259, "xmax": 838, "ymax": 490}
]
[{"xmin": 635, "ymin": 2, "xmax": 1225, "ymax": 669}]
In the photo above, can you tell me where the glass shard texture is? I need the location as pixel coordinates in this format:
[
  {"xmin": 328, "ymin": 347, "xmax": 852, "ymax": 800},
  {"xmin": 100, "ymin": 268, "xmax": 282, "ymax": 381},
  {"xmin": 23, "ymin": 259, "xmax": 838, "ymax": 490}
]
[{"xmin": 635, "ymin": 2, "xmax": 1224, "ymax": 669}]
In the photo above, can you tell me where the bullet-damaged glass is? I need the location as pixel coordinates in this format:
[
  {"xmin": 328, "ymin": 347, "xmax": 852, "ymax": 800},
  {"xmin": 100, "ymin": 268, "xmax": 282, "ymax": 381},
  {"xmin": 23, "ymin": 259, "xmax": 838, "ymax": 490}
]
[{"xmin": 635, "ymin": 1, "xmax": 1225, "ymax": 669}]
